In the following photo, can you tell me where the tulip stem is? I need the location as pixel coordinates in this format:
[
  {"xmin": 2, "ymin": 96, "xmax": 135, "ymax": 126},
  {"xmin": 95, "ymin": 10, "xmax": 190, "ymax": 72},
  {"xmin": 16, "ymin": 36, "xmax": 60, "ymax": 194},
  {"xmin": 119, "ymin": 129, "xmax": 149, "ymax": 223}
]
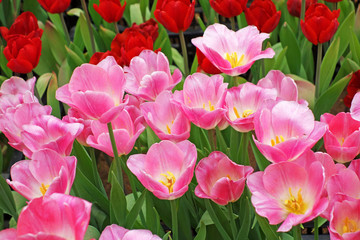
[
  {"xmin": 205, "ymin": 199, "xmax": 232, "ymax": 240},
  {"xmin": 238, "ymin": 132, "xmax": 250, "ymax": 165},
  {"xmin": 293, "ymin": 225, "xmax": 302, "ymax": 240},
  {"xmin": 227, "ymin": 203, "xmax": 237, "ymax": 239},
  {"xmin": 208, "ymin": 129, "xmax": 217, "ymax": 151},
  {"xmin": 170, "ymin": 200, "xmax": 179, "ymax": 240},
  {"xmin": 60, "ymin": 13, "xmax": 71, "ymax": 45},
  {"xmin": 314, "ymin": 217, "xmax": 319, "ymax": 240},
  {"xmin": 179, "ymin": 30, "xmax": 189, "ymax": 76},
  {"xmin": 298, "ymin": 0, "xmax": 306, "ymax": 38},
  {"xmin": 80, "ymin": 0, "xmax": 96, "ymax": 55},
  {"xmin": 315, "ymin": 43, "xmax": 323, "ymax": 99},
  {"xmin": 114, "ymin": 22, "xmax": 120, "ymax": 34},
  {"xmin": 107, "ymin": 122, "xmax": 123, "ymax": 188},
  {"xmin": 229, "ymin": 17, "xmax": 236, "ymax": 31}
]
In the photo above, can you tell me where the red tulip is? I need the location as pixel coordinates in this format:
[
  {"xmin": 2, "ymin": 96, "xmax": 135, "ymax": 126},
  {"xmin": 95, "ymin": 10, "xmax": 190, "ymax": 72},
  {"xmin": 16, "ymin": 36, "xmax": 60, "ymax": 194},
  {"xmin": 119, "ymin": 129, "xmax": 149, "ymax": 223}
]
[
  {"xmin": 245, "ymin": 0, "xmax": 281, "ymax": 33},
  {"xmin": 210, "ymin": 0, "xmax": 247, "ymax": 18},
  {"xmin": 0, "ymin": 12, "xmax": 43, "ymax": 41},
  {"xmin": 196, "ymin": 48, "xmax": 221, "ymax": 74},
  {"xmin": 3, "ymin": 36, "xmax": 42, "ymax": 74},
  {"xmin": 344, "ymin": 70, "xmax": 360, "ymax": 108},
  {"xmin": 154, "ymin": 0, "xmax": 195, "ymax": 33},
  {"xmin": 287, "ymin": 0, "xmax": 316, "ymax": 18},
  {"xmin": 300, "ymin": 3, "xmax": 340, "ymax": 45},
  {"xmin": 89, "ymin": 51, "xmax": 121, "ymax": 65},
  {"xmin": 93, "ymin": 0, "xmax": 127, "ymax": 23},
  {"xmin": 37, "ymin": 0, "xmax": 71, "ymax": 13}
]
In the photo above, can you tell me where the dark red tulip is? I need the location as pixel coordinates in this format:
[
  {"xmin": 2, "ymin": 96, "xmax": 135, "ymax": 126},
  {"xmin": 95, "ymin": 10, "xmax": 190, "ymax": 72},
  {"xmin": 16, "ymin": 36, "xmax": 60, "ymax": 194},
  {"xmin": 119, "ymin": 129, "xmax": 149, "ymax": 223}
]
[
  {"xmin": 345, "ymin": 70, "xmax": 360, "ymax": 108},
  {"xmin": 245, "ymin": 0, "xmax": 281, "ymax": 33},
  {"xmin": 210, "ymin": 0, "xmax": 247, "ymax": 18},
  {"xmin": 93, "ymin": 0, "xmax": 126, "ymax": 23},
  {"xmin": 287, "ymin": 0, "xmax": 316, "ymax": 18},
  {"xmin": 37, "ymin": 0, "xmax": 71, "ymax": 13},
  {"xmin": 196, "ymin": 48, "xmax": 221, "ymax": 74}
]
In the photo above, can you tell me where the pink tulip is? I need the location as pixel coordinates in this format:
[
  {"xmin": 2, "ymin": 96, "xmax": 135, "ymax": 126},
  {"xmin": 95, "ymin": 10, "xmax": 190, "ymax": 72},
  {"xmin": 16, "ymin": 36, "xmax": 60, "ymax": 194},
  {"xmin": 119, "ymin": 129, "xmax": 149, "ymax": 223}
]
[
  {"xmin": 321, "ymin": 112, "xmax": 360, "ymax": 163},
  {"xmin": 16, "ymin": 193, "xmax": 91, "ymax": 240},
  {"xmin": 99, "ymin": 224, "xmax": 161, "ymax": 240},
  {"xmin": 141, "ymin": 91, "xmax": 190, "ymax": 142},
  {"xmin": 0, "ymin": 229, "xmax": 17, "ymax": 239},
  {"xmin": 7, "ymin": 149, "xmax": 76, "ymax": 200},
  {"xmin": 191, "ymin": 24, "xmax": 275, "ymax": 76},
  {"xmin": 329, "ymin": 199, "xmax": 360, "ymax": 239},
  {"xmin": 87, "ymin": 109, "xmax": 145, "ymax": 157},
  {"xmin": 247, "ymin": 161, "xmax": 328, "ymax": 232},
  {"xmin": 127, "ymin": 140, "xmax": 197, "ymax": 200},
  {"xmin": 172, "ymin": 73, "xmax": 227, "ymax": 130},
  {"xmin": 56, "ymin": 56, "xmax": 128, "ymax": 123},
  {"xmin": 253, "ymin": 100, "xmax": 327, "ymax": 163},
  {"xmin": 63, "ymin": 108, "xmax": 93, "ymax": 146},
  {"xmin": 124, "ymin": 50, "xmax": 182, "ymax": 101},
  {"xmin": 20, "ymin": 115, "xmax": 83, "ymax": 158},
  {"xmin": 350, "ymin": 92, "xmax": 360, "ymax": 121},
  {"xmin": 257, "ymin": 70, "xmax": 299, "ymax": 101},
  {"xmin": 224, "ymin": 82, "xmax": 277, "ymax": 132},
  {"xmin": 195, "ymin": 151, "xmax": 253, "ymax": 205}
]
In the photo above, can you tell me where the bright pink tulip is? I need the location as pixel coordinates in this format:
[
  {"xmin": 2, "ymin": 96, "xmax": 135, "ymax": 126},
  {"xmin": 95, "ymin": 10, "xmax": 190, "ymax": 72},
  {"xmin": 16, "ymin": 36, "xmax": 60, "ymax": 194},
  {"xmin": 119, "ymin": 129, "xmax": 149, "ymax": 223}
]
[
  {"xmin": 141, "ymin": 91, "xmax": 190, "ymax": 142},
  {"xmin": 16, "ymin": 193, "xmax": 91, "ymax": 240},
  {"xmin": 195, "ymin": 151, "xmax": 253, "ymax": 205},
  {"xmin": 99, "ymin": 224, "xmax": 161, "ymax": 240},
  {"xmin": 87, "ymin": 109, "xmax": 145, "ymax": 157},
  {"xmin": 257, "ymin": 70, "xmax": 299, "ymax": 101},
  {"xmin": 321, "ymin": 112, "xmax": 360, "ymax": 163},
  {"xmin": 247, "ymin": 161, "xmax": 328, "ymax": 232},
  {"xmin": 172, "ymin": 73, "xmax": 227, "ymax": 130},
  {"xmin": 7, "ymin": 149, "xmax": 76, "ymax": 200},
  {"xmin": 20, "ymin": 115, "xmax": 83, "ymax": 158},
  {"xmin": 124, "ymin": 50, "xmax": 182, "ymax": 101},
  {"xmin": 56, "ymin": 56, "xmax": 128, "ymax": 123},
  {"xmin": 253, "ymin": 100, "xmax": 327, "ymax": 163},
  {"xmin": 224, "ymin": 82, "xmax": 277, "ymax": 132},
  {"xmin": 350, "ymin": 92, "xmax": 360, "ymax": 121},
  {"xmin": 127, "ymin": 140, "xmax": 197, "ymax": 200},
  {"xmin": 63, "ymin": 108, "xmax": 93, "ymax": 146},
  {"xmin": 329, "ymin": 199, "xmax": 360, "ymax": 239},
  {"xmin": 191, "ymin": 24, "xmax": 275, "ymax": 76},
  {"xmin": 0, "ymin": 229, "xmax": 17, "ymax": 239}
]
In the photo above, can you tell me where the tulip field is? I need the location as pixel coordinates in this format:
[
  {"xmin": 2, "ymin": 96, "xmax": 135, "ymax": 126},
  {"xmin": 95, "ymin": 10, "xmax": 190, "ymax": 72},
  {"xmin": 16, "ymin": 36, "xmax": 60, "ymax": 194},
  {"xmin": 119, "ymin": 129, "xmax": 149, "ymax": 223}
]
[{"xmin": 0, "ymin": 0, "xmax": 360, "ymax": 239}]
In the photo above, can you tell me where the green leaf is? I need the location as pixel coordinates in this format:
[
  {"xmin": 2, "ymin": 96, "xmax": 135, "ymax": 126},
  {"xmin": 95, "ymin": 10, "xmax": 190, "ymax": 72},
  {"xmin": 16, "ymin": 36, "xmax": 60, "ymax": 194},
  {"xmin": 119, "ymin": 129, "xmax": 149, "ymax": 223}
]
[
  {"xmin": 110, "ymin": 172, "xmax": 127, "ymax": 225},
  {"xmin": 125, "ymin": 189, "xmax": 147, "ymax": 228},
  {"xmin": 273, "ymin": 46, "xmax": 287, "ymax": 72},
  {"xmin": 36, "ymin": 73, "xmax": 52, "ymax": 98},
  {"xmin": 338, "ymin": 0, "xmax": 355, "ymax": 24},
  {"xmin": 314, "ymin": 73, "xmax": 352, "ymax": 119},
  {"xmin": 58, "ymin": 59, "xmax": 72, "ymax": 87},
  {"xmin": 88, "ymin": 0, "xmax": 102, "ymax": 26},
  {"xmin": 66, "ymin": 45, "xmax": 85, "ymax": 70},
  {"xmin": 23, "ymin": 0, "xmax": 48, "ymax": 23},
  {"xmin": 44, "ymin": 21, "xmax": 67, "ymax": 66},
  {"xmin": 301, "ymin": 40, "xmax": 314, "ymax": 81},
  {"xmin": 11, "ymin": 191, "xmax": 27, "ymax": 212},
  {"xmin": 350, "ymin": 32, "xmax": 360, "ymax": 65},
  {"xmin": 215, "ymin": 128, "xmax": 229, "ymax": 155},
  {"xmin": 255, "ymin": 214, "xmax": 279, "ymax": 240},
  {"xmin": 194, "ymin": 221, "xmax": 207, "ymax": 240},
  {"xmin": 154, "ymin": 25, "xmax": 172, "ymax": 63},
  {"xmin": 67, "ymin": 8, "xmax": 84, "ymax": 17},
  {"xmin": 333, "ymin": 11, "xmax": 354, "ymax": 58},
  {"xmin": 0, "ymin": 175, "xmax": 17, "ymax": 221},
  {"xmin": 171, "ymin": 47, "xmax": 184, "ymax": 74},
  {"xmin": 237, "ymin": 197, "xmax": 251, "ymax": 240},
  {"xmin": 280, "ymin": 22, "xmax": 301, "ymax": 75},
  {"xmin": 0, "ymin": 46, "xmax": 12, "ymax": 78},
  {"xmin": 84, "ymin": 225, "xmax": 101, "ymax": 240},
  {"xmin": 130, "ymin": 3, "xmax": 143, "ymax": 24},
  {"xmin": 146, "ymin": 127, "xmax": 161, "ymax": 148},
  {"xmin": 48, "ymin": 13, "xmax": 66, "ymax": 39},
  {"xmin": 162, "ymin": 231, "xmax": 171, "ymax": 240},
  {"xmin": 99, "ymin": 26, "xmax": 116, "ymax": 51},
  {"xmin": 79, "ymin": 13, "xmax": 97, "ymax": 56},
  {"xmin": 46, "ymin": 72, "xmax": 61, "ymax": 118},
  {"xmin": 249, "ymin": 137, "xmax": 270, "ymax": 171}
]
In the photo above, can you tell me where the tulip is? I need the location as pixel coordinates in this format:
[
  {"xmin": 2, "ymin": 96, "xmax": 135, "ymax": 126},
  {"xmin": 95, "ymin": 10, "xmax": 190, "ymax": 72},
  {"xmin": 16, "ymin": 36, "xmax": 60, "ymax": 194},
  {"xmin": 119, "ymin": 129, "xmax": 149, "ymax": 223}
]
[
  {"xmin": 225, "ymin": 82, "xmax": 277, "ymax": 132},
  {"xmin": 37, "ymin": 0, "xmax": 71, "ymax": 13},
  {"xmin": 172, "ymin": 73, "xmax": 228, "ymax": 130},
  {"xmin": 0, "ymin": 229, "xmax": 16, "ymax": 239},
  {"xmin": 16, "ymin": 193, "xmax": 91, "ymax": 239},
  {"xmin": 247, "ymin": 161, "xmax": 328, "ymax": 232},
  {"xmin": 287, "ymin": 0, "xmax": 316, "ymax": 18},
  {"xmin": 3, "ymin": 35, "xmax": 42, "ymax": 74},
  {"xmin": 7, "ymin": 149, "xmax": 76, "ymax": 200},
  {"xmin": 63, "ymin": 108, "xmax": 93, "ymax": 147},
  {"xmin": 127, "ymin": 140, "xmax": 197, "ymax": 200},
  {"xmin": 99, "ymin": 224, "xmax": 162, "ymax": 240},
  {"xmin": 56, "ymin": 56, "xmax": 128, "ymax": 123},
  {"xmin": 350, "ymin": 92, "xmax": 360, "ymax": 121},
  {"xmin": 124, "ymin": 50, "xmax": 182, "ymax": 101},
  {"xmin": 192, "ymin": 24, "xmax": 275, "ymax": 76},
  {"xmin": 195, "ymin": 151, "xmax": 253, "ymax": 205},
  {"xmin": 344, "ymin": 70, "xmax": 360, "ymax": 108},
  {"xmin": 154, "ymin": 0, "xmax": 195, "ymax": 33},
  {"xmin": 300, "ymin": 3, "xmax": 340, "ymax": 45},
  {"xmin": 196, "ymin": 48, "xmax": 221, "ymax": 74},
  {"xmin": 244, "ymin": 0, "xmax": 281, "ymax": 33},
  {"xmin": 93, "ymin": 0, "xmax": 127, "ymax": 23},
  {"xmin": 321, "ymin": 112, "xmax": 360, "ymax": 163},
  {"xmin": 86, "ymin": 109, "xmax": 145, "ymax": 157},
  {"xmin": 141, "ymin": 91, "xmax": 191, "ymax": 142},
  {"xmin": 210, "ymin": 0, "xmax": 247, "ymax": 18},
  {"xmin": 90, "ymin": 51, "xmax": 121, "ymax": 65},
  {"xmin": 253, "ymin": 100, "xmax": 327, "ymax": 163}
]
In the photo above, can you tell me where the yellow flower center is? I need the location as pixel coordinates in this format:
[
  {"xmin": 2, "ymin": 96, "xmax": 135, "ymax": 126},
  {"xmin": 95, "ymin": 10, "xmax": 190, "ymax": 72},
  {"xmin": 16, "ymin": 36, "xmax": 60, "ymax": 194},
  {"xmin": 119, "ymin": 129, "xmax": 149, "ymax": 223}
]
[
  {"xmin": 159, "ymin": 171, "xmax": 176, "ymax": 194},
  {"xmin": 342, "ymin": 217, "xmax": 360, "ymax": 234},
  {"xmin": 40, "ymin": 183, "xmax": 50, "ymax": 196},
  {"xmin": 233, "ymin": 107, "xmax": 253, "ymax": 119},
  {"xmin": 271, "ymin": 135, "xmax": 285, "ymax": 146},
  {"xmin": 283, "ymin": 188, "xmax": 307, "ymax": 215},
  {"xmin": 203, "ymin": 100, "xmax": 215, "ymax": 111},
  {"xmin": 165, "ymin": 120, "xmax": 174, "ymax": 134},
  {"xmin": 225, "ymin": 52, "xmax": 245, "ymax": 68}
]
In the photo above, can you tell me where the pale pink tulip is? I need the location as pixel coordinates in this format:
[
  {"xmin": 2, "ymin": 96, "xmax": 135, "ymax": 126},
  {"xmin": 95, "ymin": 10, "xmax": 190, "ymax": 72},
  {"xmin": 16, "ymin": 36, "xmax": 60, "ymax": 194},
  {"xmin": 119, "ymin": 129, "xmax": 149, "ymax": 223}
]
[
  {"xmin": 247, "ymin": 161, "xmax": 328, "ymax": 232},
  {"xmin": 253, "ymin": 100, "xmax": 327, "ymax": 163},
  {"xmin": 0, "ymin": 229, "xmax": 17, "ymax": 240},
  {"xmin": 224, "ymin": 82, "xmax": 277, "ymax": 132},
  {"xmin": 329, "ymin": 199, "xmax": 360, "ymax": 240},
  {"xmin": 141, "ymin": 91, "xmax": 190, "ymax": 142},
  {"xmin": 99, "ymin": 224, "xmax": 161, "ymax": 240},
  {"xmin": 20, "ymin": 115, "xmax": 83, "ymax": 158},
  {"xmin": 124, "ymin": 50, "xmax": 182, "ymax": 101},
  {"xmin": 321, "ymin": 112, "xmax": 360, "ymax": 163},
  {"xmin": 195, "ymin": 151, "xmax": 253, "ymax": 205},
  {"xmin": 350, "ymin": 92, "xmax": 360, "ymax": 121},
  {"xmin": 127, "ymin": 140, "xmax": 197, "ymax": 200},
  {"xmin": 191, "ymin": 24, "xmax": 275, "ymax": 76},
  {"xmin": 16, "ymin": 193, "xmax": 91, "ymax": 240},
  {"xmin": 63, "ymin": 108, "xmax": 93, "ymax": 146},
  {"xmin": 87, "ymin": 109, "xmax": 145, "ymax": 157},
  {"xmin": 56, "ymin": 56, "xmax": 128, "ymax": 123},
  {"xmin": 7, "ymin": 149, "xmax": 76, "ymax": 200},
  {"xmin": 172, "ymin": 73, "xmax": 227, "ymax": 130}
]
